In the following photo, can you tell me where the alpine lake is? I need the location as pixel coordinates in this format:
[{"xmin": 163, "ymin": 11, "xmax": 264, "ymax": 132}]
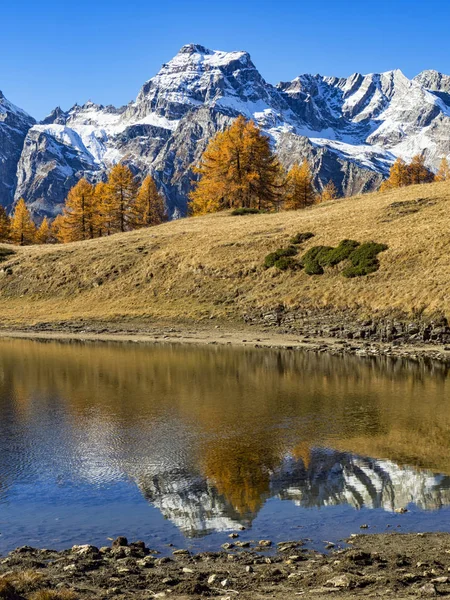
[{"xmin": 0, "ymin": 337, "xmax": 449, "ymax": 555}]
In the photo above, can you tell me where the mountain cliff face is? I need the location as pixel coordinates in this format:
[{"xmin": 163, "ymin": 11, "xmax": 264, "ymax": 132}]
[
  {"xmin": 0, "ymin": 91, "xmax": 35, "ymax": 211},
  {"xmin": 3, "ymin": 44, "xmax": 450, "ymax": 219}
]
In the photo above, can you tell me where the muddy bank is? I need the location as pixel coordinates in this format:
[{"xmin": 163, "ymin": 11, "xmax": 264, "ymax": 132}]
[
  {"xmin": 2, "ymin": 533, "xmax": 450, "ymax": 599},
  {"xmin": 1, "ymin": 313, "xmax": 450, "ymax": 364}
]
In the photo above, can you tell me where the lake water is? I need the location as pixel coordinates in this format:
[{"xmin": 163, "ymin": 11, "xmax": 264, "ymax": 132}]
[{"xmin": 0, "ymin": 338, "xmax": 449, "ymax": 555}]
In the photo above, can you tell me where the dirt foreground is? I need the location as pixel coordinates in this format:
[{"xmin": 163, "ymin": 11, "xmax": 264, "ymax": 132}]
[{"xmin": 2, "ymin": 533, "xmax": 450, "ymax": 599}]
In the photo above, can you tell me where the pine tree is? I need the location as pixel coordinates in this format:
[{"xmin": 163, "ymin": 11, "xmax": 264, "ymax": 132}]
[
  {"xmin": 407, "ymin": 154, "xmax": 434, "ymax": 185},
  {"xmin": 132, "ymin": 175, "xmax": 167, "ymax": 227},
  {"xmin": 10, "ymin": 198, "xmax": 36, "ymax": 245},
  {"xmin": 189, "ymin": 116, "xmax": 282, "ymax": 214},
  {"xmin": 0, "ymin": 206, "xmax": 10, "ymax": 242},
  {"xmin": 36, "ymin": 217, "xmax": 51, "ymax": 244},
  {"xmin": 104, "ymin": 164, "xmax": 138, "ymax": 233},
  {"xmin": 284, "ymin": 160, "xmax": 315, "ymax": 210},
  {"xmin": 59, "ymin": 178, "xmax": 97, "ymax": 242},
  {"xmin": 321, "ymin": 180, "xmax": 339, "ymax": 202},
  {"xmin": 435, "ymin": 157, "xmax": 450, "ymax": 182},
  {"xmin": 380, "ymin": 158, "xmax": 410, "ymax": 191}
]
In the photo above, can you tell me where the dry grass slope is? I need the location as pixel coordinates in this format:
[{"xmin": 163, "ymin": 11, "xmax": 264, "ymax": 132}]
[{"xmin": 0, "ymin": 182, "xmax": 449, "ymax": 326}]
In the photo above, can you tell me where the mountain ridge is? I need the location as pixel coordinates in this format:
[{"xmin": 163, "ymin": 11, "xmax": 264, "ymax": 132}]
[{"xmin": 2, "ymin": 44, "xmax": 450, "ymax": 219}]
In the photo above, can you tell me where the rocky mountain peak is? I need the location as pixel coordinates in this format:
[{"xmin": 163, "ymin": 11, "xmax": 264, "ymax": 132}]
[
  {"xmin": 414, "ymin": 69, "xmax": 450, "ymax": 92},
  {"xmin": 178, "ymin": 43, "xmax": 214, "ymax": 55}
]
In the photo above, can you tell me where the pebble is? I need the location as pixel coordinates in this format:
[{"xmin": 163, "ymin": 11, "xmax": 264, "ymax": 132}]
[{"xmin": 207, "ymin": 574, "xmax": 217, "ymax": 584}]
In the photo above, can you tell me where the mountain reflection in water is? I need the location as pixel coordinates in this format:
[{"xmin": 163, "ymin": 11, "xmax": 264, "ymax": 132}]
[{"xmin": 0, "ymin": 338, "xmax": 449, "ymax": 542}]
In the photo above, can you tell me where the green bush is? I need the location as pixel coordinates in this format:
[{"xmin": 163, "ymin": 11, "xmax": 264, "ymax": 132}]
[
  {"xmin": 300, "ymin": 245, "xmax": 331, "ymax": 264},
  {"xmin": 304, "ymin": 260, "xmax": 324, "ymax": 275},
  {"xmin": 342, "ymin": 242, "xmax": 388, "ymax": 278},
  {"xmin": 274, "ymin": 256, "xmax": 298, "ymax": 271},
  {"xmin": 0, "ymin": 247, "xmax": 15, "ymax": 263},
  {"xmin": 231, "ymin": 207, "xmax": 264, "ymax": 216},
  {"xmin": 290, "ymin": 232, "xmax": 315, "ymax": 245},
  {"xmin": 264, "ymin": 246, "xmax": 298, "ymax": 268},
  {"xmin": 319, "ymin": 239, "xmax": 360, "ymax": 267}
]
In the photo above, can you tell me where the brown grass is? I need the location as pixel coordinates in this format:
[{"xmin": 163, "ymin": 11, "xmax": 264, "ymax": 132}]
[
  {"xmin": 28, "ymin": 591, "xmax": 77, "ymax": 600},
  {"xmin": 0, "ymin": 182, "xmax": 449, "ymax": 326},
  {"xmin": 0, "ymin": 580, "xmax": 18, "ymax": 600},
  {"xmin": 2, "ymin": 570, "xmax": 45, "ymax": 593}
]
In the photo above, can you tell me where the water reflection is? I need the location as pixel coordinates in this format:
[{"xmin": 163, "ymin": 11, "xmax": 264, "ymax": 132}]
[{"xmin": 0, "ymin": 339, "xmax": 449, "ymax": 540}]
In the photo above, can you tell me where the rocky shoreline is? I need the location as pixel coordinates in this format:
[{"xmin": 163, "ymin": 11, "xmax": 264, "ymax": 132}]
[
  {"xmin": 1, "ymin": 310, "xmax": 450, "ymax": 365},
  {"xmin": 2, "ymin": 533, "xmax": 450, "ymax": 599}
]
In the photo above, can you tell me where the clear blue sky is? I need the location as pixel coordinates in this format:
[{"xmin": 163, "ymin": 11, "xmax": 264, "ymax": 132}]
[{"xmin": 3, "ymin": 0, "xmax": 449, "ymax": 120}]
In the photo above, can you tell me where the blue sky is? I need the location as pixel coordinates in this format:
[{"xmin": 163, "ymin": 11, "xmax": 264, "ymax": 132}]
[{"xmin": 3, "ymin": 0, "xmax": 450, "ymax": 119}]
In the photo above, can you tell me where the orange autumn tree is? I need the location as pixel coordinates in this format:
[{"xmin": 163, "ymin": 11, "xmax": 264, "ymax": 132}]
[
  {"xmin": 36, "ymin": 217, "xmax": 52, "ymax": 244},
  {"xmin": 189, "ymin": 116, "xmax": 282, "ymax": 214},
  {"xmin": 103, "ymin": 164, "xmax": 138, "ymax": 233},
  {"xmin": 380, "ymin": 155, "xmax": 434, "ymax": 191},
  {"xmin": 284, "ymin": 160, "xmax": 315, "ymax": 209},
  {"xmin": 435, "ymin": 157, "xmax": 450, "ymax": 182},
  {"xmin": 320, "ymin": 180, "xmax": 339, "ymax": 203},
  {"xmin": 58, "ymin": 178, "xmax": 98, "ymax": 242},
  {"xmin": 131, "ymin": 175, "xmax": 167, "ymax": 228},
  {"xmin": 408, "ymin": 154, "xmax": 434, "ymax": 185},
  {"xmin": 10, "ymin": 198, "xmax": 36, "ymax": 245},
  {"xmin": 380, "ymin": 158, "xmax": 410, "ymax": 191}
]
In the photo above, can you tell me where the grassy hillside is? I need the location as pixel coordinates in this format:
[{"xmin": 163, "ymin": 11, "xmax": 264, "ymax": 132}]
[{"xmin": 0, "ymin": 182, "xmax": 449, "ymax": 327}]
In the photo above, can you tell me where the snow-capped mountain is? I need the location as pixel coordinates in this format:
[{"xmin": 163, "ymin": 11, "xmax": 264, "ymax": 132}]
[
  {"xmin": 3, "ymin": 44, "xmax": 450, "ymax": 219},
  {"xmin": 0, "ymin": 91, "xmax": 35, "ymax": 210}
]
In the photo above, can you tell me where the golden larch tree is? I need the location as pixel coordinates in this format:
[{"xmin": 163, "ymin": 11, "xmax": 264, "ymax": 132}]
[
  {"xmin": 104, "ymin": 164, "xmax": 138, "ymax": 233},
  {"xmin": 321, "ymin": 180, "xmax": 339, "ymax": 203},
  {"xmin": 60, "ymin": 178, "xmax": 97, "ymax": 242},
  {"xmin": 380, "ymin": 158, "xmax": 410, "ymax": 191},
  {"xmin": 0, "ymin": 206, "xmax": 10, "ymax": 242},
  {"xmin": 36, "ymin": 217, "xmax": 52, "ymax": 244},
  {"xmin": 435, "ymin": 157, "xmax": 450, "ymax": 182},
  {"xmin": 10, "ymin": 198, "xmax": 36, "ymax": 245},
  {"xmin": 189, "ymin": 116, "xmax": 282, "ymax": 215},
  {"xmin": 51, "ymin": 214, "xmax": 66, "ymax": 244},
  {"xmin": 132, "ymin": 175, "xmax": 167, "ymax": 227},
  {"xmin": 284, "ymin": 160, "xmax": 315, "ymax": 210},
  {"xmin": 93, "ymin": 181, "xmax": 109, "ymax": 236},
  {"xmin": 407, "ymin": 154, "xmax": 434, "ymax": 185}
]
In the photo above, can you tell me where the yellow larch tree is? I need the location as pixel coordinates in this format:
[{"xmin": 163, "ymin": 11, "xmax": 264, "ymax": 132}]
[
  {"xmin": 51, "ymin": 214, "xmax": 66, "ymax": 244},
  {"xmin": 132, "ymin": 175, "xmax": 167, "ymax": 227},
  {"xmin": 10, "ymin": 198, "xmax": 36, "ymax": 245},
  {"xmin": 284, "ymin": 160, "xmax": 315, "ymax": 210},
  {"xmin": 0, "ymin": 206, "xmax": 10, "ymax": 242},
  {"xmin": 36, "ymin": 217, "xmax": 51, "ymax": 244},
  {"xmin": 407, "ymin": 154, "xmax": 434, "ymax": 185},
  {"xmin": 380, "ymin": 158, "xmax": 410, "ymax": 191},
  {"xmin": 93, "ymin": 181, "xmax": 109, "ymax": 236},
  {"xmin": 321, "ymin": 180, "xmax": 339, "ymax": 203},
  {"xmin": 189, "ymin": 115, "xmax": 282, "ymax": 215},
  {"xmin": 104, "ymin": 164, "xmax": 138, "ymax": 233},
  {"xmin": 59, "ymin": 178, "xmax": 97, "ymax": 242},
  {"xmin": 435, "ymin": 157, "xmax": 450, "ymax": 181}
]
